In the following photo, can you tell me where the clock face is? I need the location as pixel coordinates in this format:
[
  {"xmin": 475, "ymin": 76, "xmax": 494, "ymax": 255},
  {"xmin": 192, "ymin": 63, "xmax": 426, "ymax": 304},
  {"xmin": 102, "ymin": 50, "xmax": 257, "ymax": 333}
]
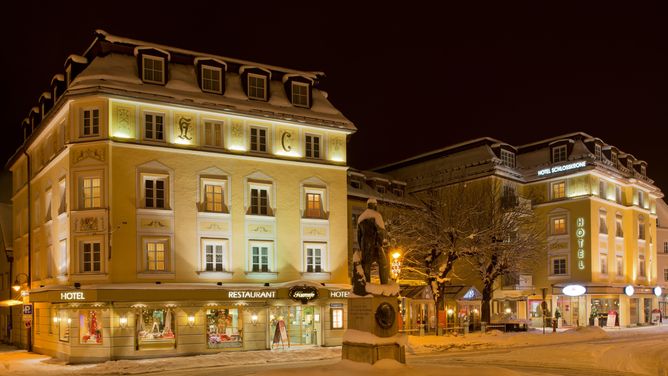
[{"xmin": 375, "ymin": 302, "xmax": 396, "ymax": 330}]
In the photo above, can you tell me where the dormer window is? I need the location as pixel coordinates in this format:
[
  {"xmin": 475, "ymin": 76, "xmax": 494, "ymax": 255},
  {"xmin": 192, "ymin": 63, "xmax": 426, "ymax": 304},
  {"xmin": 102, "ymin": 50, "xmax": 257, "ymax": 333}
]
[
  {"xmin": 641, "ymin": 165, "xmax": 646, "ymax": 176},
  {"xmin": 350, "ymin": 180, "xmax": 361, "ymax": 189},
  {"xmin": 201, "ymin": 65, "xmax": 222, "ymax": 94},
  {"xmin": 291, "ymin": 81, "xmax": 310, "ymax": 107},
  {"xmin": 142, "ymin": 55, "xmax": 166, "ymax": 84},
  {"xmin": 627, "ymin": 159, "xmax": 633, "ymax": 169},
  {"xmin": 595, "ymin": 144, "xmax": 602, "ymax": 159},
  {"xmin": 611, "ymin": 152, "xmax": 618, "ymax": 166},
  {"xmin": 552, "ymin": 145, "xmax": 567, "ymax": 163},
  {"xmin": 248, "ymin": 73, "xmax": 267, "ymax": 100},
  {"xmin": 500, "ymin": 149, "xmax": 515, "ymax": 168}
]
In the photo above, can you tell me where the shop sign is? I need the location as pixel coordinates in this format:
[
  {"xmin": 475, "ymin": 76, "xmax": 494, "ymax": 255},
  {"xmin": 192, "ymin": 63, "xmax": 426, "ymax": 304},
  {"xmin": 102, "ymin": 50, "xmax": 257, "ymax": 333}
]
[
  {"xmin": 22, "ymin": 304, "xmax": 33, "ymax": 315},
  {"xmin": 329, "ymin": 290, "xmax": 350, "ymax": 298},
  {"xmin": 576, "ymin": 217, "xmax": 586, "ymax": 270},
  {"xmin": 537, "ymin": 161, "xmax": 586, "ymax": 176},
  {"xmin": 288, "ymin": 285, "xmax": 319, "ymax": 304},
  {"xmin": 624, "ymin": 285, "xmax": 635, "ymax": 296},
  {"xmin": 227, "ymin": 290, "xmax": 276, "ymax": 299},
  {"xmin": 60, "ymin": 291, "xmax": 86, "ymax": 301},
  {"xmin": 562, "ymin": 284, "xmax": 586, "ymax": 297},
  {"xmin": 654, "ymin": 286, "xmax": 663, "ymax": 297}
]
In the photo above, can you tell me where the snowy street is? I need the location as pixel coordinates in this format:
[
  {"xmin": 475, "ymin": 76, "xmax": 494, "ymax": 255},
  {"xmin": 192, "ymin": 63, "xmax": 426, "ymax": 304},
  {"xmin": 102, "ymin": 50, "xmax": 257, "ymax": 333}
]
[{"xmin": 1, "ymin": 325, "xmax": 667, "ymax": 376}]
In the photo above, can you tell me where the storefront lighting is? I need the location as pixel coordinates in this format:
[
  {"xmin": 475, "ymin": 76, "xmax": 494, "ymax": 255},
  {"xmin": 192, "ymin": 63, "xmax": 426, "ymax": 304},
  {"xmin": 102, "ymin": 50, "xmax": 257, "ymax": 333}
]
[
  {"xmin": 187, "ymin": 315, "xmax": 196, "ymax": 327},
  {"xmin": 505, "ymin": 308, "xmax": 512, "ymax": 314},
  {"xmin": 20, "ymin": 290, "xmax": 29, "ymax": 297},
  {"xmin": 472, "ymin": 309, "xmax": 479, "ymax": 315},
  {"xmin": 625, "ymin": 285, "xmax": 635, "ymax": 297},
  {"xmin": 67, "ymin": 318, "xmax": 72, "ymax": 325},
  {"xmin": 251, "ymin": 313, "xmax": 259, "ymax": 326},
  {"xmin": 446, "ymin": 308, "xmax": 454, "ymax": 316},
  {"xmin": 53, "ymin": 316, "xmax": 59, "ymax": 324},
  {"xmin": 654, "ymin": 286, "xmax": 662, "ymax": 297},
  {"xmin": 119, "ymin": 316, "xmax": 128, "ymax": 328}
]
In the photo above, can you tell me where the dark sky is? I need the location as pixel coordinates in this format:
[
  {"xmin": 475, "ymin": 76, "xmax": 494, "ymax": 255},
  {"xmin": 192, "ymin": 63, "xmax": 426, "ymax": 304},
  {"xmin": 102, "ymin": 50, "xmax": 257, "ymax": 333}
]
[{"xmin": 2, "ymin": 2, "xmax": 667, "ymax": 192}]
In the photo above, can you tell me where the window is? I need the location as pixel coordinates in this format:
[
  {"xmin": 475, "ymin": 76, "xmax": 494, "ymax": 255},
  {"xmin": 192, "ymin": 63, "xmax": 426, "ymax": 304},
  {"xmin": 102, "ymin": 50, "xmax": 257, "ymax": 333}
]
[
  {"xmin": 201, "ymin": 65, "xmax": 222, "ymax": 93},
  {"xmin": 250, "ymin": 242, "xmax": 271, "ymax": 272},
  {"xmin": 376, "ymin": 185, "xmax": 386, "ymax": 194},
  {"xmin": 638, "ymin": 250, "xmax": 646, "ymax": 278},
  {"xmin": 82, "ymin": 109, "xmax": 99, "ymax": 136},
  {"xmin": 617, "ymin": 255, "xmax": 624, "ymax": 277},
  {"xmin": 664, "ymin": 269, "xmax": 668, "ymax": 282},
  {"xmin": 81, "ymin": 241, "xmax": 101, "ymax": 273},
  {"xmin": 552, "ymin": 145, "xmax": 567, "ymax": 163},
  {"xmin": 144, "ymin": 113, "xmax": 165, "ymax": 141},
  {"xmin": 599, "ymin": 211, "xmax": 608, "ymax": 234},
  {"xmin": 291, "ymin": 81, "xmax": 309, "ymax": 107},
  {"xmin": 350, "ymin": 180, "xmax": 361, "ymax": 189},
  {"xmin": 305, "ymin": 134, "xmax": 321, "ymax": 159},
  {"xmin": 331, "ymin": 307, "xmax": 344, "ymax": 329},
  {"xmin": 142, "ymin": 55, "xmax": 165, "ymax": 84},
  {"xmin": 599, "ymin": 180, "xmax": 606, "ymax": 198},
  {"xmin": 664, "ymin": 242, "xmax": 668, "ymax": 253},
  {"xmin": 58, "ymin": 239, "xmax": 67, "ymax": 276},
  {"xmin": 202, "ymin": 238, "xmax": 228, "ymax": 272},
  {"xmin": 305, "ymin": 193, "xmax": 323, "ymax": 218},
  {"xmin": 206, "ymin": 308, "xmax": 241, "ymax": 348},
  {"xmin": 204, "ymin": 185, "xmax": 225, "ymax": 212},
  {"xmin": 136, "ymin": 308, "xmax": 175, "ymax": 349},
  {"xmin": 79, "ymin": 310, "xmax": 103, "ymax": 344},
  {"xmin": 44, "ymin": 189, "xmax": 52, "ymax": 222},
  {"xmin": 638, "ymin": 220, "xmax": 645, "ymax": 240},
  {"xmin": 611, "ymin": 152, "xmax": 618, "ymax": 166},
  {"xmin": 500, "ymin": 149, "xmax": 515, "ymax": 168},
  {"xmin": 637, "ymin": 191, "xmax": 644, "ymax": 208},
  {"xmin": 247, "ymin": 73, "xmax": 267, "ymax": 100},
  {"xmin": 203, "ymin": 121, "xmax": 224, "ymax": 148},
  {"xmin": 305, "ymin": 243, "xmax": 325, "ymax": 273},
  {"xmin": 393, "ymin": 188, "xmax": 404, "ymax": 197},
  {"xmin": 600, "ymin": 253, "xmax": 608, "ymax": 274},
  {"xmin": 552, "ymin": 257, "xmax": 567, "ymax": 275},
  {"xmin": 551, "ymin": 181, "xmax": 566, "ymax": 199},
  {"xmin": 551, "ymin": 217, "xmax": 567, "ymax": 235},
  {"xmin": 615, "ymin": 186, "xmax": 622, "ymax": 204},
  {"xmin": 142, "ymin": 175, "xmax": 168, "ymax": 209},
  {"xmin": 249, "ymin": 185, "xmax": 271, "ymax": 215},
  {"xmin": 250, "ymin": 127, "xmax": 267, "ymax": 152},
  {"xmin": 615, "ymin": 215, "xmax": 624, "ymax": 237},
  {"xmin": 146, "ymin": 239, "xmax": 167, "ymax": 271},
  {"xmin": 595, "ymin": 144, "xmax": 602, "ymax": 159},
  {"xmin": 641, "ymin": 165, "xmax": 646, "ymax": 176},
  {"xmin": 81, "ymin": 177, "xmax": 101, "ymax": 209}
]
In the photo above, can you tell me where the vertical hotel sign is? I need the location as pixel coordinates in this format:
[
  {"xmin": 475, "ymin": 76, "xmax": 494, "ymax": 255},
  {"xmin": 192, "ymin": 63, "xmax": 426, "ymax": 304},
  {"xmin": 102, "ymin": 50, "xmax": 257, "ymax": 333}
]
[{"xmin": 576, "ymin": 217, "xmax": 586, "ymax": 270}]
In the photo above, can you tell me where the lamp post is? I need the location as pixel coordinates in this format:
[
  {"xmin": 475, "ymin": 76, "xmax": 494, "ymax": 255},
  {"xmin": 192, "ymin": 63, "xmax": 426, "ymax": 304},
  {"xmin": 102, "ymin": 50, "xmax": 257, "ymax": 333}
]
[
  {"xmin": 390, "ymin": 250, "xmax": 402, "ymax": 281},
  {"xmin": 12, "ymin": 273, "xmax": 29, "ymax": 293}
]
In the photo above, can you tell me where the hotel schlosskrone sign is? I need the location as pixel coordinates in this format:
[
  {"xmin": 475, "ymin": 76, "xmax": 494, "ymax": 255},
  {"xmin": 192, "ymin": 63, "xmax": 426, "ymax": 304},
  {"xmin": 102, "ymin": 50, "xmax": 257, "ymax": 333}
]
[{"xmin": 537, "ymin": 161, "xmax": 586, "ymax": 176}]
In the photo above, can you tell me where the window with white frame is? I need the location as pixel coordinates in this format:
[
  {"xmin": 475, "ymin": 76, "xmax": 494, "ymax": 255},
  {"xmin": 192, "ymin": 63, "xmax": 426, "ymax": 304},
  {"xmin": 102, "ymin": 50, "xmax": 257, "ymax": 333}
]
[
  {"xmin": 142, "ymin": 175, "xmax": 168, "ymax": 209},
  {"xmin": 331, "ymin": 307, "xmax": 344, "ymax": 329},
  {"xmin": 304, "ymin": 243, "xmax": 325, "ymax": 273},
  {"xmin": 82, "ymin": 109, "xmax": 99, "ymax": 137},
  {"xmin": 595, "ymin": 144, "xmax": 602, "ymax": 159},
  {"xmin": 58, "ymin": 178, "xmax": 67, "ymax": 214},
  {"xmin": 638, "ymin": 216, "xmax": 646, "ymax": 240},
  {"xmin": 248, "ymin": 182, "xmax": 272, "ymax": 215},
  {"xmin": 551, "ymin": 216, "xmax": 567, "ymax": 235},
  {"xmin": 305, "ymin": 192, "xmax": 323, "ymax": 218},
  {"xmin": 202, "ymin": 120, "xmax": 224, "ymax": 148},
  {"xmin": 637, "ymin": 190, "xmax": 644, "ymax": 208},
  {"xmin": 142, "ymin": 55, "xmax": 165, "ymax": 84},
  {"xmin": 638, "ymin": 249, "xmax": 646, "ymax": 278},
  {"xmin": 599, "ymin": 210, "xmax": 608, "ymax": 234},
  {"xmin": 616, "ymin": 255, "xmax": 624, "ymax": 277},
  {"xmin": 291, "ymin": 81, "xmax": 309, "ymax": 107},
  {"xmin": 247, "ymin": 73, "xmax": 267, "ymax": 100},
  {"xmin": 202, "ymin": 238, "xmax": 228, "ymax": 272},
  {"xmin": 551, "ymin": 181, "xmax": 566, "ymax": 200},
  {"xmin": 615, "ymin": 186, "xmax": 622, "ymax": 204},
  {"xmin": 201, "ymin": 177, "xmax": 228, "ymax": 213},
  {"xmin": 599, "ymin": 180, "xmax": 606, "ymax": 198},
  {"xmin": 615, "ymin": 214, "xmax": 624, "ymax": 237},
  {"xmin": 44, "ymin": 189, "xmax": 52, "ymax": 222},
  {"xmin": 144, "ymin": 238, "xmax": 169, "ymax": 272},
  {"xmin": 599, "ymin": 252, "xmax": 608, "ymax": 274},
  {"xmin": 80, "ymin": 241, "xmax": 101, "ymax": 273},
  {"xmin": 641, "ymin": 165, "xmax": 646, "ymax": 176},
  {"xmin": 249, "ymin": 241, "xmax": 272, "ymax": 272},
  {"xmin": 250, "ymin": 127, "xmax": 267, "ymax": 152},
  {"xmin": 305, "ymin": 134, "xmax": 321, "ymax": 159},
  {"xmin": 551, "ymin": 257, "xmax": 567, "ymax": 275},
  {"xmin": 201, "ymin": 65, "xmax": 222, "ymax": 93},
  {"xmin": 80, "ymin": 177, "xmax": 101, "ymax": 209},
  {"xmin": 500, "ymin": 149, "xmax": 515, "ymax": 168},
  {"xmin": 552, "ymin": 145, "xmax": 567, "ymax": 163},
  {"xmin": 143, "ymin": 112, "xmax": 165, "ymax": 141}
]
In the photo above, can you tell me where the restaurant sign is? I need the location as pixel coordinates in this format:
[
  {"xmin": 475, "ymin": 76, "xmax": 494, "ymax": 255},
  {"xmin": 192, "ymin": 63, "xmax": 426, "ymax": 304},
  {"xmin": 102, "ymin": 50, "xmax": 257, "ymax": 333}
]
[
  {"xmin": 227, "ymin": 290, "xmax": 277, "ymax": 299},
  {"xmin": 288, "ymin": 285, "xmax": 319, "ymax": 304}
]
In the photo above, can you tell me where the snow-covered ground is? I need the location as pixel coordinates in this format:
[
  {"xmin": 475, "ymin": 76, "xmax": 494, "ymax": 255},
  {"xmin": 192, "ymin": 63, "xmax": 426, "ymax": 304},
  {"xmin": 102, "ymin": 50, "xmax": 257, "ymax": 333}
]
[{"xmin": 1, "ymin": 325, "xmax": 667, "ymax": 375}]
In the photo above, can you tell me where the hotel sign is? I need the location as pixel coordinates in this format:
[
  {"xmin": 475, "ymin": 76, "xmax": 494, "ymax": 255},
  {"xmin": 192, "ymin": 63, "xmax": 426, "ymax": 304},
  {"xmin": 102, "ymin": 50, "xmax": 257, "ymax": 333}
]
[
  {"xmin": 329, "ymin": 290, "xmax": 350, "ymax": 298},
  {"xmin": 576, "ymin": 217, "xmax": 586, "ymax": 270},
  {"xmin": 60, "ymin": 291, "xmax": 86, "ymax": 301},
  {"xmin": 227, "ymin": 290, "xmax": 276, "ymax": 299},
  {"xmin": 537, "ymin": 161, "xmax": 586, "ymax": 176}
]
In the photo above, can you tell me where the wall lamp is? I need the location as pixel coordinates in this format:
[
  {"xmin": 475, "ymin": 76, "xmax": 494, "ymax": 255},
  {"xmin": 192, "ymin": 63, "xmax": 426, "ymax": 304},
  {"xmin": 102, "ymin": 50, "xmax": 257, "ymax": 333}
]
[
  {"xmin": 119, "ymin": 315, "xmax": 128, "ymax": 328},
  {"xmin": 187, "ymin": 315, "xmax": 196, "ymax": 327},
  {"xmin": 250, "ymin": 312, "xmax": 259, "ymax": 326},
  {"xmin": 12, "ymin": 273, "xmax": 29, "ymax": 292}
]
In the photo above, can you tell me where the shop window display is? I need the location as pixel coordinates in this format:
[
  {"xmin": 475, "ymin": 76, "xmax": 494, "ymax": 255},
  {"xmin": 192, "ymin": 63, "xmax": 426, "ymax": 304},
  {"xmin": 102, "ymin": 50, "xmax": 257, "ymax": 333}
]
[
  {"xmin": 206, "ymin": 308, "xmax": 242, "ymax": 348},
  {"xmin": 79, "ymin": 310, "xmax": 103, "ymax": 344},
  {"xmin": 58, "ymin": 311, "xmax": 70, "ymax": 342},
  {"xmin": 137, "ymin": 308, "xmax": 175, "ymax": 349}
]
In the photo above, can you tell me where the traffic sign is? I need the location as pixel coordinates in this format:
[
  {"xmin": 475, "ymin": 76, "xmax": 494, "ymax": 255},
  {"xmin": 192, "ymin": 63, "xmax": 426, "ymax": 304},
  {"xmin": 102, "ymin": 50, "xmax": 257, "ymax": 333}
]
[{"xmin": 22, "ymin": 304, "xmax": 33, "ymax": 315}]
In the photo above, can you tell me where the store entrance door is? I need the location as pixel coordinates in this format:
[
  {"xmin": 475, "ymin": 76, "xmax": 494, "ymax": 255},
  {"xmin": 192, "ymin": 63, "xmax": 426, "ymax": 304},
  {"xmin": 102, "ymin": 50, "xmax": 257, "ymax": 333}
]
[{"xmin": 270, "ymin": 306, "xmax": 319, "ymax": 347}]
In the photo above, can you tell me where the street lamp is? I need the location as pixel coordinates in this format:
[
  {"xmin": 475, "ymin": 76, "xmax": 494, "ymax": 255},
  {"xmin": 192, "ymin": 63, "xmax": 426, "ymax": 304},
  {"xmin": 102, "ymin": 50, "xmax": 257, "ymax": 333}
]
[
  {"xmin": 12, "ymin": 273, "xmax": 29, "ymax": 292},
  {"xmin": 391, "ymin": 250, "xmax": 402, "ymax": 280}
]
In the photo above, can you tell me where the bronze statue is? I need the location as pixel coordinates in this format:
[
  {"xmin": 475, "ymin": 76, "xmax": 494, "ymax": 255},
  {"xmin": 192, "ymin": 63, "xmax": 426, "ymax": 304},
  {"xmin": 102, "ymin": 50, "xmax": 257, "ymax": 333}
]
[{"xmin": 353, "ymin": 198, "xmax": 389, "ymax": 294}]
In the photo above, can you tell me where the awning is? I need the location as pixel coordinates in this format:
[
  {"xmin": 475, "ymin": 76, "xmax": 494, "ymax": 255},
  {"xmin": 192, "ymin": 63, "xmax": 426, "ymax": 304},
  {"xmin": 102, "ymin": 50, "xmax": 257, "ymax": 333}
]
[{"xmin": 0, "ymin": 299, "xmax": 24, "ymax": 307}]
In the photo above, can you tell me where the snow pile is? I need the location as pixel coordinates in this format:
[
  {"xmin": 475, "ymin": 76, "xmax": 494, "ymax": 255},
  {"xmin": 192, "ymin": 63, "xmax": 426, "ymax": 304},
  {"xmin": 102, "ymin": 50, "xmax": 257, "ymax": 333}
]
[{"xmin": 343, "ymin": 329, "xmax": 408, "ymax": 346}]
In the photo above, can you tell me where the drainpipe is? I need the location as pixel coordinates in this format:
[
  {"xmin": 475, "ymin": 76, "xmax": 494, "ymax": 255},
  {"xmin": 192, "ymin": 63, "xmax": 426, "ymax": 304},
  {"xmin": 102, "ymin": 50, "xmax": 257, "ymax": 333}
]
[{"xmin": 23, "ymin": 148, "xmax": 32, "ymax": 352}]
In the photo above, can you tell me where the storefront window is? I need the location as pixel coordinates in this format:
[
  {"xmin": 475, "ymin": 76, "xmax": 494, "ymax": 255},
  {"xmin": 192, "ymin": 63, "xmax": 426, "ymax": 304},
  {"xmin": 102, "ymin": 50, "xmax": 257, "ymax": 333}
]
[
  {"xmin": 137, "ymin": 308, "xmax": 175, "ymax": 350},
  {"xmin": 79, "ymin": 310, "xmax": 103, "ymax": 344},
  {"xmin": 206, "ymin": 308, "xmax": 242, "ymax": 348},
  {"xmin": 331, "ymin": 306, "xmax": 343, "ymax": 329},
  {"xmin": 590, "ymin": 298, "xmax": 619, "ymax": 326},
  {"xmin": 270, "ymin": 306, "xmax": 319, "ymax": 346},
  {"xmin": 58, "ymin": 311, "xmax": 70, "ymax": 342}
]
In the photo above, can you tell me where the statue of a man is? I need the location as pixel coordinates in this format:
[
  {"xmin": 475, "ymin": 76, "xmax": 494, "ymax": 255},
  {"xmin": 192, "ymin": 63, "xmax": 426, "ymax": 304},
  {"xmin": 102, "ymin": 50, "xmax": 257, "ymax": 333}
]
[{"xmin": 354, "ymin": 198, "xmax": 390, "ymax": 293}]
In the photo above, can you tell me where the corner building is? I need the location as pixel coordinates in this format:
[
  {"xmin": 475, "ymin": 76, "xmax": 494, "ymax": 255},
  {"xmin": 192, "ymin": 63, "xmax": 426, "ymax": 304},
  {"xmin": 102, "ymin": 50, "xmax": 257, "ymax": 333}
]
[
  {"xmin": 8, "ymin": 30, "xmax": 355, "ymax": 362},
  {"xmin": 377, "ymin": 133, "xmax": 663, "ymax": 328}
]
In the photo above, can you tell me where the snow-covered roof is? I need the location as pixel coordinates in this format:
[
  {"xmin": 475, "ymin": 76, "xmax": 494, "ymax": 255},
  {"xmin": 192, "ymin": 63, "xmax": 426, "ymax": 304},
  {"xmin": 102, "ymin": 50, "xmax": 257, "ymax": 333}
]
[
  {"xmin": 282, "ymin": 73, "xmax": 315, "ymax": 84},
  {"xmin": 65, "ymin": 54, "xmax": 88, "ymax": 65},
  {"xmin": 193, "ymin": 56, "xmax": 228, "ymax": 69},
  {"xmin": 50, "ymin": 74, "xmax": 64, "ymax": 85},
  {"xmin": 239, "ymin": 65, "xmax": 272, "ymax": 79},
  {"xmin": 39, "ymin": 92, "xmax": 52, "ymax": 101},
  {"xmin": 133, "ymin": 45, "xmax": 171, "ymax": 59}
]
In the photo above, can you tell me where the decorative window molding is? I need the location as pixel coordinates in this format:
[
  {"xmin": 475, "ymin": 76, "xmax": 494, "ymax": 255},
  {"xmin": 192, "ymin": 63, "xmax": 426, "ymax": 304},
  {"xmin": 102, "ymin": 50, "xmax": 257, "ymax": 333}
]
[
  {"xmin": 550, "ymin": 255, "xmax": 568, "ymax": 276},
  {"xmin": 81, "ymin": 108, "xmax": 100, "ymax": 137},
  {"xmin": 142, "ymin": 112, "xmax": 166, "ymax": 142},
  {"xmin": 245, "ymin": 172, "xmax": 275, "ymax": 217},
  {"xmin": 550, "ymin": 216, "xmax": 567, "ymax": 236},
  {"xmin": 599, "ymin": 209, "xmax": 608, "ymax": 234},
  {"xmin": 200, "ymin": 238, "xmax": 230, "ymax": 273},
  {"xmin": 76, "ymin": 237, "xmax": 105, "ymax": 275},
  {"xmin": 199, "ymin": 176, "xmax": 229, "ymax": 213},
  {"xmin": 248, "ymin": 240, "xmax": 273, "ymax": 273},
  {"xmin": 615, "ymin": 214, "xmax": 624, "ymax": 238},
  {"xmin": 599, "ymin": 252, "xmax": 608, "ymax": 275},
  {"xmin": 202, "ymin": 120, "xmax": 224, "ymax": 148},
  {"xmin": 140, "ymin": 236, "xmax": 172, "ymax": 273},
  {"xmin": 137, "ymin": 161, "xmax": 174, "ymax": 211},
  {"xmin": 305, "ymin": 134, "xmax": 321, "ymax": 159},
  {"xmin": 304, "ymin": 242, "xmax": 327, "ymax": 273}
]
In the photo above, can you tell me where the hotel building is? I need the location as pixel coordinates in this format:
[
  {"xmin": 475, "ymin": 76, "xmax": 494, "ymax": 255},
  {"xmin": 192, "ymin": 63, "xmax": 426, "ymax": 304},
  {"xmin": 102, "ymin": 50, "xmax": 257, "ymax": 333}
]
[
  {"xmin": 376, "ymin": 132, "xmax": 663, "ymax": 328},
  {"xmin": 7, "ymin": 30, "xmax": 355, "ymax": 362}
]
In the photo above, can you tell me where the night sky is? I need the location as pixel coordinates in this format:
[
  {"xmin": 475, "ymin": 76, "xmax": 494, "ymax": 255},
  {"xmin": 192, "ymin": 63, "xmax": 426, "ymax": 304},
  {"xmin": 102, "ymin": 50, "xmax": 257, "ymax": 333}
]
[{"xmin": 1, "ymin": 2, "xmax": 666, "ymax": 192}]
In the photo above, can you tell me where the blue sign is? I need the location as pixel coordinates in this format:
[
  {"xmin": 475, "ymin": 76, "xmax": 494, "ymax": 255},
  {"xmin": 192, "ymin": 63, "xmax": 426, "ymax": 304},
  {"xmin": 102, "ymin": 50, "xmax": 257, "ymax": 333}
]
[{"xmin": 22, "ymin": 304, "xmax": 33, "ymax": 315}]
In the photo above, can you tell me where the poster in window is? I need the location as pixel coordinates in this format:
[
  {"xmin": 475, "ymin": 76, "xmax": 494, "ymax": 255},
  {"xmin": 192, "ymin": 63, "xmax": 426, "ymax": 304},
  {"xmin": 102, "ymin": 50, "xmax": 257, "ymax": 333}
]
[
  {"xmin": 137, "ymin": 308, "xmax": 175, "ymax": 350},
  {"xmin": 79, "ymin": 310, "xmax": 103, "ymax": 344},
  {"xmin": 206, "ymin": 308, "xmax": 242, "ymax": 348}
]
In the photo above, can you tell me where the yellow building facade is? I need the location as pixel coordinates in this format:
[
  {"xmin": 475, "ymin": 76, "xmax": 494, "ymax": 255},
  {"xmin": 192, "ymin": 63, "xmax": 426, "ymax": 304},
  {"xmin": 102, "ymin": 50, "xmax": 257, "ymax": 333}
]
[{"xmin": 9, "ymin": 31, "xmax": 355, "ymax": 362}]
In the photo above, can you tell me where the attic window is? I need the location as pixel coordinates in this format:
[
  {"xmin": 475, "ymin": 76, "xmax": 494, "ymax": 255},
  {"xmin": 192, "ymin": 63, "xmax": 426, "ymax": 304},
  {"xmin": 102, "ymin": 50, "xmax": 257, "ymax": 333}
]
[
  {"xmin": 611, "ymin": 152, "xmax": 618, "ymax": 166},
  {"xmin": 627, "ymin": 159, "xmax": 633, "ymax": 169},
  {"xmin": 350, "ymin": 180, "xmax": 361, "ymax": 189},
  {"xmin": 595, "ymin": 144, "xmax": 602, "ymax": 159},
  {"xmin": 247, "ymin": 73, "xmax": 267, "ymax": 100},
  {"xmin": 291, "ymin": 81, "xmax": 309, "ymax": 107},
  {"xmin": 201, "ymin": 65, "xmax": 222, "ymax": 94},
  {"xmin": 500, "ymin": 149, "xmax": 515, "ymax": 168},
  {"xmin": 641, "ymin": 165, "xmax": 646, "ymax": 176},
  {"xmin": 142, "ymin": 55, "xmax": 165, "ymax": 84},
  {"xmin": 552, "ymin": 145, "xmax": 567, "ymax": 163}
]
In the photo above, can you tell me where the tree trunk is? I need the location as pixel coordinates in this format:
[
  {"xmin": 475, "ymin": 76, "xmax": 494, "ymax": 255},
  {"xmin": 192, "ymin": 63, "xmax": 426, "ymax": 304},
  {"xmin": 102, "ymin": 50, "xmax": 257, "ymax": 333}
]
[{"xmin": 481, "ymin": 283, "xmax": 493, "ymax": 324}]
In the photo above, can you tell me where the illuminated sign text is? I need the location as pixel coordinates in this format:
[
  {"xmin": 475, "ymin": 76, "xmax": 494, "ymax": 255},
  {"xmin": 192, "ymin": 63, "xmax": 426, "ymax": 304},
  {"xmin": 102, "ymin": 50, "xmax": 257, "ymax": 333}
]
[{"xmin": 537, "ymin": 161, "xmax": 586, "ymax": 176}]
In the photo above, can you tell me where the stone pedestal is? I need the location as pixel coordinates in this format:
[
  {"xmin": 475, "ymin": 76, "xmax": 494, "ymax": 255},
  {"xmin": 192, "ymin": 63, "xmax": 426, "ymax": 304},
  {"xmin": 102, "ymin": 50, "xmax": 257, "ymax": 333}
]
[{"xmin": 342, "ymin": 295, "xmax": 406, "ymax": 364}]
